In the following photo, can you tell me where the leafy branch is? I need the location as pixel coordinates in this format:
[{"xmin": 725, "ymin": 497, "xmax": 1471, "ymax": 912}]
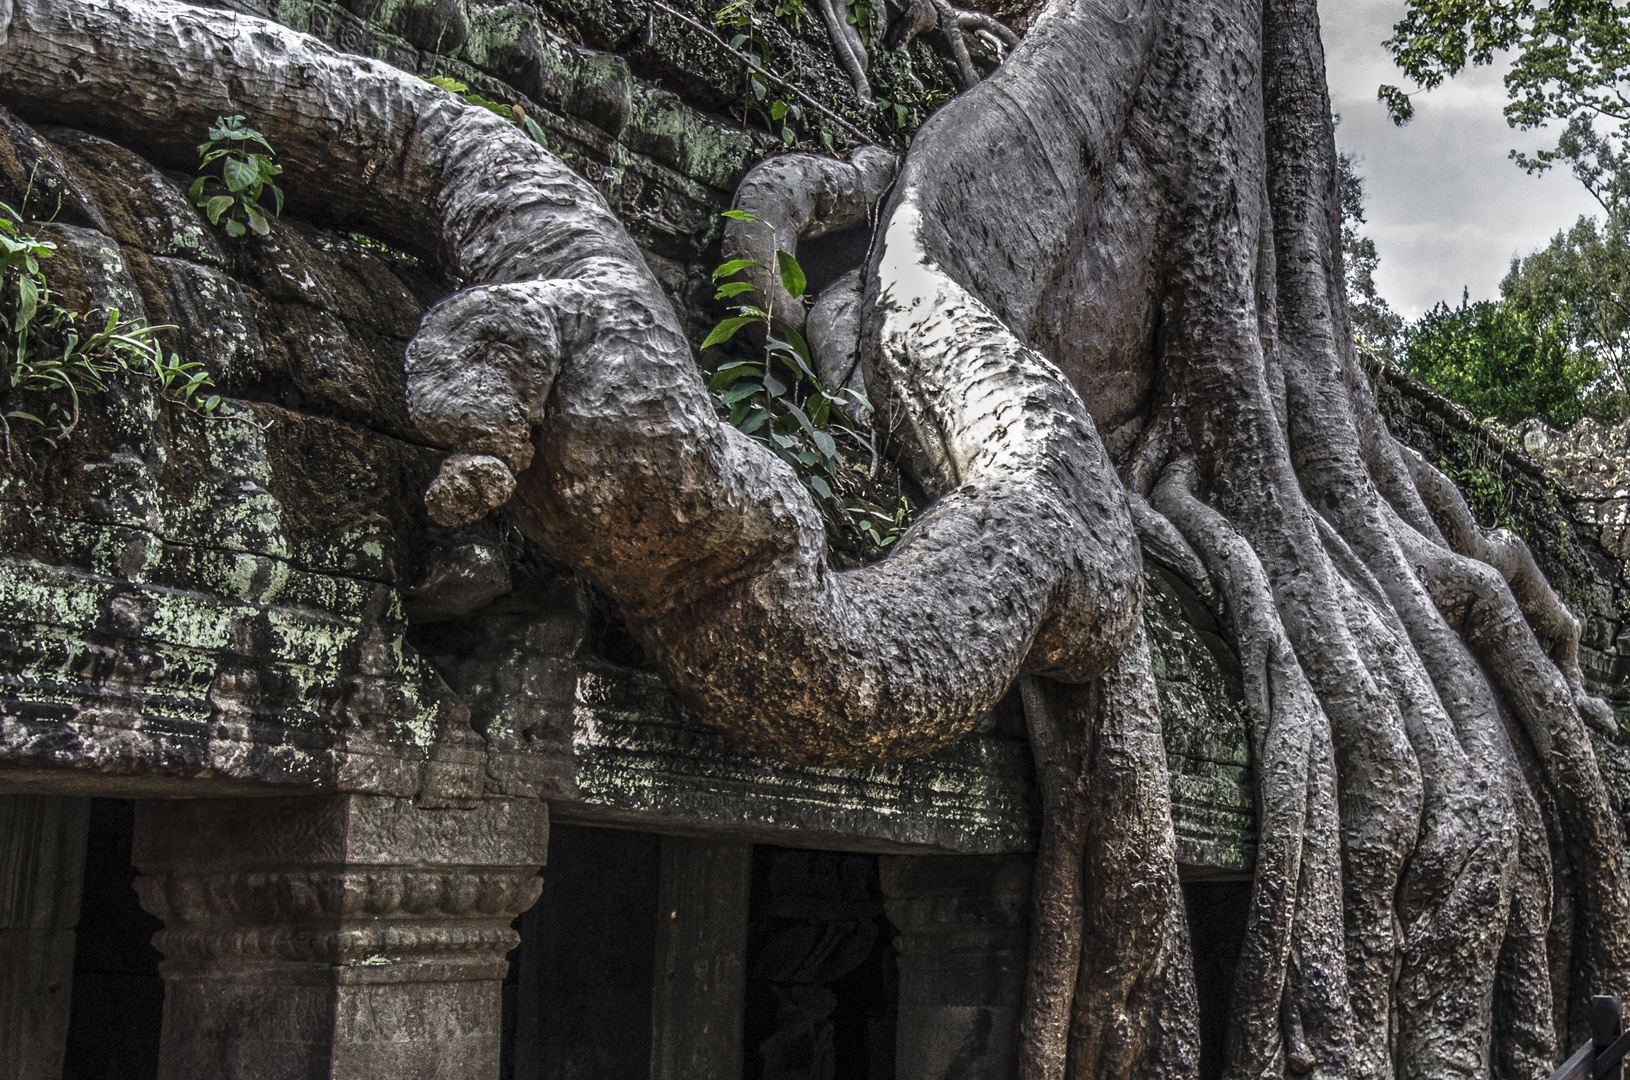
[
  {"xmin": 189, "ymin": 115, "xmax": 283, "ymax": 238},
  {"xmin": 702, "ymin": 210, "xmax": 873, "ymax": 502}
]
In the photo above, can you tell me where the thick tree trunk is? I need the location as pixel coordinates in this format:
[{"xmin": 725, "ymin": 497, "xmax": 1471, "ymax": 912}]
[{"xmin": 4, "ymin": 0, "xmax": 1629, "ymax": 1077}]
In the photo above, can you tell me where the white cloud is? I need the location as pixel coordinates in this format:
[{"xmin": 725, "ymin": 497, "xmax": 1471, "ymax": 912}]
[{"xmin": 1318, "ymin": 0, "xmax": 1602, "ymax": 318}]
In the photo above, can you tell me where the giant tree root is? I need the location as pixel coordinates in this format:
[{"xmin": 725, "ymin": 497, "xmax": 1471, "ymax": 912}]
[
  {"xmin": 0, "ymin": 0, "xmax": 1141, "ymax": 769},
  {"xmin": 7, "ymin": 0, "xmax": 1630, "ymax": 1077}
]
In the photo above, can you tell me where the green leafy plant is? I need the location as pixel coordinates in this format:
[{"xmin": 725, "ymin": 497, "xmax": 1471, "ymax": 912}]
[
  {"xmin": 714, "ymin": 1, "xmax": 824, "ymax": 146},
  {"xmin": 855, "ymin": 495, "xmax": 912, "ymax": 549},
  {"xmin": 190, "ymin": 115, "xmax": 283, "ymax": 238},
  {"xmin": 1403, "ymin": 289, "xmax": 1598, "ymax": 429},
  {"xmin": 701, "ymin": 210, "xmax": 873, "ymax": 502},
  {"xmin": 425, "ymin": 75, "xmax": 557, "ymax": 151},
  {"xmin": 846, "ymin": 0, "xmax": 877, "ymax": 48},
  {"xmin": 0, "ymin": 202, "xmax": 218, "ymax": 459},
  {"xmin": 773, "ymin": 0, "xmax": 805, "ymax": 31}
]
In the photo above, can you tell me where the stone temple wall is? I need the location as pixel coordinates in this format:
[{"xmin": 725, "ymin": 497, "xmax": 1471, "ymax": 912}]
[
  {"xmin": 1372, "ymin": 362, "xmax": 1630, "ymax": 841},
  {"xmin": 9, "ymin": 0, "xmax": 1630, "ymax": 879},
  {"xmin": 4, "ymin": 3, "xmax": 1630, "ymax": 1076},
  {"xmin": 0, "ymin": 0, "xmax": 1261, "ymax": 871}
]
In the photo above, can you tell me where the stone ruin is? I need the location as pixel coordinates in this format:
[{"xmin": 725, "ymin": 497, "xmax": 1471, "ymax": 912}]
[{"xmin": 3, "ymin": 2, "xmax": 1630, "ymax": 1079}]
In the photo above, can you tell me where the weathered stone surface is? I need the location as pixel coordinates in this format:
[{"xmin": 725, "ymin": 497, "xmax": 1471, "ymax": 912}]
[
  {"xmin": 131, "ymin": 793, "xmax": 548, "ymax": 1080},
  {"xmin": 0, "ymin": 111, "xmax": 484, "ymax": 802},
  {"xmin": 651, "ymin": 836, "xmax": 751, "ymax": 1080}
]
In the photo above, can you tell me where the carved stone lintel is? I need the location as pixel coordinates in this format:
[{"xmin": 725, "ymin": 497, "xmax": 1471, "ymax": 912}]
[
  {"xmin": 132, "ymin": 794, "xmax": 548, "ymax": 1080},
  {"xmin": 881, "ymin": 854, "xmax": 1031, "ymax": 1080}
]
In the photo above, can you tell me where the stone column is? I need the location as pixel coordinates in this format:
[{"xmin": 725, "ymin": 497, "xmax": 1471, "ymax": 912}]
[
  {"xmin": 650, "ymin": 836, "xmax": 751, "ymax": 1080},
  {"xmin": 131, "ymin": 794, "xmax": 548, "ymax": 1080},
  {"xmin": 0, "ymin": 795, "xmax": 91, "ymax": 1080},
  {"xmin": 881, "ymin": 854, "xmax": 1031, "ymax": 1080}
]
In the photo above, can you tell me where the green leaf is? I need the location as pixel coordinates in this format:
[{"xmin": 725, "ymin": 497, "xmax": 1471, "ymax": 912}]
[
  {"xmin": 205, "ymin": 195, "xmax": 235, "ymax": 224},
  {"xmin": 224, "ymin": 218, "xmax": 247, "ymax": 238},
  {"xmin": 736, "ymin": 406, "xmax": 770, "ymax": 435},
  {"xmin": 714, "ymin": 282, "xmax": 759, "ymax": 300},
  {"xmin": 776, "ymin": 321, "xmax": 814, "ymax": 368},
  {"xmin": 713, "ymin": 259, "xmax": 764, "ymax": 280},
  {"xmin": 720, "ymin": 381, "xmax": 763, "ymax": 406},
  {"xmin": 807, "ymin": 474, "xmax": 832, "ymax": 500},
  {"xmin": 720, "ymin": 209, "xmax": 759, "ymax": 221},
  {"xmin": 1378, "ymin": 84, "xmax": 1414, "ymax": 126},
  {"xmin": 780, "ymin": 126, "xmax": 795, "ymax": 144},
  {"xmin": 708, "ymin": 359, "xmax": 763, "ymax": 390},
  {"xmin": 776, "ymin": 250, "xmax": 806, "ymax": 299},
  {"xmin": 522, "ymin": 114, "xmax": 551, "ymax": 149},
  {"xmin": 188, "ymin": 176, "xmax": 207, "ymax": 203},
  {"xmin": 427, "ymin": 75, "xmax": 470, "ymax": 93},
  {"xmin": 15, "ymin": 274, "xmax": 38, "ymax": 333},
  {"xmin": 245, "ymin": 203, "xmax": 270, "ymax": 236},
  {"xmin": 700, "ymin": 315, "xmax": 759, "ymax": 350},
  {"xmin": 222, "ymin": 156, "xmax": 259, "ymax": 194},
  {"xmin": 770, "ymin": 100, "xmax": 789, "ymax": 121},
  {"xmin": 203, "ymin": 394, "xmax": 222, "ymax": 412}
]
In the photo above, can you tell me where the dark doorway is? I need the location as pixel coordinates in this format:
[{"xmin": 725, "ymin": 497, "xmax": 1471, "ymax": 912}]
[
  {"xmin": 501, "ymin": 823, "xmax": 662, "ymax": 1080},
  {"xmin": 62, "ymin": 798, "xmax": 164, "ymax": 1080},
  {"xmin": 1183, "ymin": 878, "xmax": 1252, "ymax": 1080},
  {"xmin": 744, "ymin": 847, "xmax": 897, "ymax": 1080}
]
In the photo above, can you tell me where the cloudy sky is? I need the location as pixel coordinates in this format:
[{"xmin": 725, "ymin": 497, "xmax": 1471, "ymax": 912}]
[{"xmin": 1318, "ymin": 0, "xmax": 1603, "ymax": 318}]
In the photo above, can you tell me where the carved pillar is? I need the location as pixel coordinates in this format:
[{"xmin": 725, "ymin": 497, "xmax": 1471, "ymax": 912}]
[
  {"xmin": 131, "ymin": 794, "xmax": 548, "ymax": 1080},
  {"xmin": 650, "ymin": 836, "xmax": 751, "ymax": 1080},
  {"xmin": 0, "ymin": 795, "xmax": 91, "ymax": 1080},
  {"xmin": 881, "ymin": 854, "xmax": 1031, "ymax": 1080}
]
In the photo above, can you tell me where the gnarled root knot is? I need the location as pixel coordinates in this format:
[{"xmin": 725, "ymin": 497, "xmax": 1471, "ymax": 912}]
[{"xmin": 425, "ymin": 453, "xmax": 516, "ymax": 527}]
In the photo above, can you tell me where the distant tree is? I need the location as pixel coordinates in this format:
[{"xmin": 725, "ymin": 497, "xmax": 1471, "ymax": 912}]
[
  {"xmin": 1403, "ymin": 288, "xmax": 1595, "ymax": 426},
  {"xmin": 1378, "ymin": 2, "xmax": 1630, "ymax": 424},
  {"xmin": 1338, "ymin": 147, "xmax": 1406, "ymax": 358},
  {"xmin": 1380, "ymin": 0, "xmax": 1630, "ymax": 213},
  {"xmin": 1501, "ymin": 211, "xmax": 1630, "ymax": 419}
]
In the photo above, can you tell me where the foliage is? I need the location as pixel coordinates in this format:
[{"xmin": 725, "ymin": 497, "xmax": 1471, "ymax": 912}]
[
  {"xmin": 772, "ymin": 0, "xmax": 805, "ymax": 31},
  {"xmin": 713, "ymin": 0, "xmax": 831, "ymax": 147},
  {"xmin": 1337, "ymin": 146, "xmax": 1405, "ymax": 359},
  {"xmin": 0, "ymin": 203, "xmax": 218, "ymax": 459},
  {"xmin": 698, "ymin": 211, "xmax": 917, "ymax": 560},
  {"xmin": 424, "ymin": 76, "xmax": 557, "ymax": 151},
  {"xmin": 189, "ymin": 115, "xmax": 283, "ymax": 238},
  {"xmin": 1402, "ymin": 289, "xmax": 1596, "ymax": 428},
  {"xmin": 1500, "ymin": 210, "xmax": 1630, "ymax": 419},
  {"xmin": 1381, "ymin": 0, "xmax": 1630, "ymax": 212},
  {"xmin": 702, "ymin": 211, "xmax": 873, "ymax": 503},
  {"xmin": 869, "ymin": 48, "xmax": 955, "ymax": 135},
  {"xmin": 846, "ymin": 0, "xmax": 878, "ymax": 48}
]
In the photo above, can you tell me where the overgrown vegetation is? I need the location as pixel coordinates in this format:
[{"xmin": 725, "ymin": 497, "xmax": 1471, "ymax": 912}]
[
  {"xmin": 713, "ymin": 0, "xmax": 834, "ymax": 147},
  {"xmin": 1403, "ymin": 289, "xmax": 1596, "ymax": 428},
  {"xmin": 190, "ymin": 115, "xmax": 283, "ymax": 237},
  {"xmin": 699, "ymin": 210, "xmax": 913, "ymax": 561},
  {"xmin": 0, "ymin": 203, "xmax": 219, "ymax": 461}
]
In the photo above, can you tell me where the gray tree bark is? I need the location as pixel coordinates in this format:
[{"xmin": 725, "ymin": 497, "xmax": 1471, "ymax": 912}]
[{"xmin": 3, "ymin": 0, "xmax": 1628, "ymax": 1077}]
